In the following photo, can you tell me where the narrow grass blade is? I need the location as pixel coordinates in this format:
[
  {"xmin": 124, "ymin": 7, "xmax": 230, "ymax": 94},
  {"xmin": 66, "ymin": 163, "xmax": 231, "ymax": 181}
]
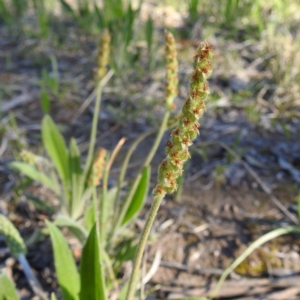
[
  {"xmin": 46, "ymin": 221, "xmax": 80, "ymax": 300},
  {"xmin": 211, "ymin": 226, "xmax": 300, "ymax": 299},
  {"xmin": 0, "ymin": 272, "xmax": 19, "ymax": 300},
  {"xmin": 122, "ymin": 166, "xmax": 150, "ymax": 226},
  {"xmin": 79, "ymin": 224, "xmax": 106, "ymax": 300}
]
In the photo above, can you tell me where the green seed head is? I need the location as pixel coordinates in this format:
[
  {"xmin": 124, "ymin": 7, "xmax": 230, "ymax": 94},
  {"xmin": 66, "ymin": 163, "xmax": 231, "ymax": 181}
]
[
  {"xmin": 88, "ymin": 148, "xmax": 107, "ymax": 186},
  {"xmin": 96, "ymin": 28, "xmax": 111, "ymax": 81},
  {"xmin": 153, "ymin": 40, "xmax": 213, "ymax": 199},
  {"xmin": 165, "ymin": 31, "xmax": 178, "ymax": 110},
  {"xmin": 0, "ymin": 214, "xmax": 26, "ymax": 257},
  {"xmin": 19, "ymin": 150, "xmax": 36, "ymax": 165}
]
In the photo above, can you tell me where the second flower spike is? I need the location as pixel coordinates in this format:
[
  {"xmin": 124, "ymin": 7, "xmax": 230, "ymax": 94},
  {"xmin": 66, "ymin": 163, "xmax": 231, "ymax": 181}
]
[{"xmin": 165, "ymin": 31, "xmax": 178, "ymax": 111}]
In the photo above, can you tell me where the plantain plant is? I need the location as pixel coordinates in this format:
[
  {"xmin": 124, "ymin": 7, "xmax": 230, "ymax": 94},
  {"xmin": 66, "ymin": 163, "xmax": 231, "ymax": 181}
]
[
  {"xmin": 9, "ymin": 29, "xmax": 178, "ymax": 262},
  {"xmin": 3, "ymin": 27, "xmax": 300, "ymax": 300}
]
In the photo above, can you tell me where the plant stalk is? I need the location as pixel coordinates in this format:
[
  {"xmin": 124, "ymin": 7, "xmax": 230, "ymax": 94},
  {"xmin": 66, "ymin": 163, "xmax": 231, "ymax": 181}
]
[
  {"xmin": 83, "ymin": 70, "xmax": 114, "ymax": 181},
  {"xmin": 126, "ymin": 194, "xmax": 164, "ymax": 300}
]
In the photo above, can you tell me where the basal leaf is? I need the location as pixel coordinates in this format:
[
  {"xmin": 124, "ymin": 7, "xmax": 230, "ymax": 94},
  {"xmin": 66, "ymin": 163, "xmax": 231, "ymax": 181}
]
[
  {"xmin": 79, "ymin": 224, "xmax": 106, "ymax": 300},
  {"xmin": 42, "ymin": 115, "xmax": 69, "ymax": 184},
  {"xmin": 46, "ymin": 221, "xmax": 80, "ymax": 300},
  {"xmin": 9, "ymin": 162, "xmax": 59, "ymax": 194},
  {"xmin": 54, "ymin": 216, "xmax": 88, "ymax": 245},
  {"xmin": 83, "ymin": 203, "xmax": 95, "ymax": 232},
  {"xmin": 69, "ymin": 138, "xmax": 84, "ymax": 219}
]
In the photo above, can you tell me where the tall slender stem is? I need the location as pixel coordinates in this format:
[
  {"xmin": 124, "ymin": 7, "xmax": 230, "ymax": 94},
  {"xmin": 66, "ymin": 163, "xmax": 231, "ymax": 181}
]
[
  {"xmin": 126, "ymin": 194, "xmax": 164, "ymax": 300},
  {"xmin": 83, "ymin": 82, "xmax": 102, "ymax": 179},
  {"xmin": 114, "ymin": 128, "xmax": 156, "ymax": 214},
  {"xmin": 109, "ymin": 111, "xmax": 170, "ymax": 243},
  {"xmin": 83, "ymin": 70, "xmax": 114, "ymax": 181}
]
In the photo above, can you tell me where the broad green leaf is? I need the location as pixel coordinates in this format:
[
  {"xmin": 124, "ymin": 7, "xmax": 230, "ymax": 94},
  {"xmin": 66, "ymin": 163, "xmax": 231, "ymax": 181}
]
[
  {"xmin": 46, "ymin": 221, "xmax": 80, "ymax": 300},
  {"xmin": 54, "ymin": 216, "xmax": 88, "ymax": 245},
  {"xmin": 9, "ymin": 162, "xmax": 59, "ymax": 194},
  {"xmin": 122, "ymin": 166, "xmax": 150, "ymax": 225},
  {"xmin": 69, "ymin": 138, "xmax": 84, "ymax": 219},
  {"xmin": 42, "ymin": 115, "xmax": 69, "ymax": 184},
  {"xmin": 0, "ymin": 272, "xmax": 19, "ymax": 300},
  {"xmin": 79, "ymin": 224, "xmax": 106, "ymax": 300}
]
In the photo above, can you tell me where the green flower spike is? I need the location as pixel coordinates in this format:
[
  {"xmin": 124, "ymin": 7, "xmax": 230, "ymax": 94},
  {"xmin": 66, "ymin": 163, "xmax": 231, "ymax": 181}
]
[
  {"xmin": 96, "ymin": 28, "xmax": 111, "ymax": 81},
  {"xmin": 165, "ymin": 31, "xmax": 178, "ymax": 110},
  {"xmin": 0, "ymin": 214, "xmax": 26, "ymax": 258},
  {"xmin": 126, "ymin": 40, "xmax": 213, "ymax": 300},
  {"xmin": 153, "ymin": 41, "xmax": 213, "ymax": 199}
]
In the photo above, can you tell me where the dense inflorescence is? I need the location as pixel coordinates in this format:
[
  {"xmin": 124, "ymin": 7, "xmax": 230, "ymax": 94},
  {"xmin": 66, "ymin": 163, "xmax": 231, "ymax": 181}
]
[
  {"xmin": 165, "ymin": 31, "xmax": 178, "ymax": 110},
  {"xmin": 96, "ymin": 28, "xmax": 111, "ymax": 81},
  {"xmin": 153, "ymin": 41, "xmax": 213, "ymax": 199},
  {"xmin": 88, "ymin": 148, "xmax": 107, "ymax": 186}
]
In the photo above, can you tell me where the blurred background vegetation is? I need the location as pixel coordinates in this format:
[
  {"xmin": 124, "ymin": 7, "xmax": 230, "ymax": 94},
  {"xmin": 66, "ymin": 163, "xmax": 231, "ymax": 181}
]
[{"xmin": 1, "ymin": 0, "xmax": 299, "ymax": 127}]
